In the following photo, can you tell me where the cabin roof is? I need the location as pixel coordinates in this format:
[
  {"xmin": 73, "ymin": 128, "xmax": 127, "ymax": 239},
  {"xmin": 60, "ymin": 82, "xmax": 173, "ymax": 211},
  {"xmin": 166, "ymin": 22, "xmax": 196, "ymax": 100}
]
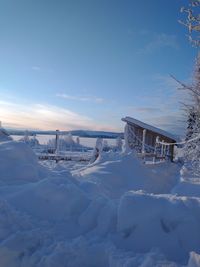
[{"xmin": 122, "ymin": 116, "xmax": 178, "ymax": 142}]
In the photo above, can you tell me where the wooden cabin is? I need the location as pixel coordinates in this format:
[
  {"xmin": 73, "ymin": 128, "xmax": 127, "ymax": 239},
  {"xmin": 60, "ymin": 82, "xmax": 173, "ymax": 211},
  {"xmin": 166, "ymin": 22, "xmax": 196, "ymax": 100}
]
[{"xmin": 122, "ymin": 116, "xmax": 177, "ymax": 161}]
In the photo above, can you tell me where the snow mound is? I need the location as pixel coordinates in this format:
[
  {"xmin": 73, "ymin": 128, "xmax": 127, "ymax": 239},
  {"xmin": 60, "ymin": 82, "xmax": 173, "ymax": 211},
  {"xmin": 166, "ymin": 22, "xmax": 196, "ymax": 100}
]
[
  {"xmin": 109, "ymin": 248, "xmax": 181, "ymax": 267},
  {"xmin": 7, "ymin": 176, "xmax": 90, "ymax": 222},
  {"xmin": 173, "ymin": 165, "xmax": 200, "ymax": 197},
  {"xmin": 78, "ymin": 153, "xmax": 179, "ymax": 198},
  {"xmin": 0, "ymin": 141, "xmax": 197, "ymax": 267},
  {"xmin": 0, "ymin": 141, "xmax": 48, "ymax": 184},
  {"xmin": 188, "ymin": 252, "xmax": 200, "ymax": 267},
  {"xmin": 116, "ymin": 191, "xmax": 200, "ymax": 263},
  {"xmin": 0, "ymin": 128, "xmax": 12, "ymax": 142}
]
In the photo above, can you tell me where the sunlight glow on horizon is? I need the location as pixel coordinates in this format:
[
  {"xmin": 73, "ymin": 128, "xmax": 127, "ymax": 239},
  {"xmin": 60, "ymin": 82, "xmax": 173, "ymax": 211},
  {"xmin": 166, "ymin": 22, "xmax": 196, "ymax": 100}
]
[{"xmin": 0, "ymin": 100, "xmax": 121, "ymax": 132}]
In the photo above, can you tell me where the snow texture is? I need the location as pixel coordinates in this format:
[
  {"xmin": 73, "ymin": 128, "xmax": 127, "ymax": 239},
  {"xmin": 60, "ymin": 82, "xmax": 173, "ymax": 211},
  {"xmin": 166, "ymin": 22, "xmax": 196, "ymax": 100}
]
[{"xmin": 0, "ymin": 141, "xmax": 199, "ymax": 266}]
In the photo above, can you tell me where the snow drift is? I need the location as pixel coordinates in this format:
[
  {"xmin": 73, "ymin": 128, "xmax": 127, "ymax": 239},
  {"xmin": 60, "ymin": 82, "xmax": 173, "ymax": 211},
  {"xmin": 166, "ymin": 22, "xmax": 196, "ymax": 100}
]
[
  {"xmin": 78, "ymin": 152, "xmax": 179, "ymax": 198},
  {"xmin": 173, "ymin": 165, "xmax": 200, "ymax": 198},
  {"xmin": 116, "ymin": 191, "xmax": 200, "ymax": 263},
  {"xmin": 0, "ymin": 141, "xmax": 48, "ymax": 184},
  {"xmin": 0, "ymin": 142, "xmax": 199, "ymax": 266}
]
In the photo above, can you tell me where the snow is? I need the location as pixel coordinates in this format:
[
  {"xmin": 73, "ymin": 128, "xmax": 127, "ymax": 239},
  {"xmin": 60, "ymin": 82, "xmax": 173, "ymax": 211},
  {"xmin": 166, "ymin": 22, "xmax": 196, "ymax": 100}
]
[
  {"xmin": 188, "ymin": 252, "xmax": 200, "ymax": 267},
  {"xmin": 173, "ymin": 165, "xmax": 200, "ymax": 197},
  {"xmin": 77, "ymin": 152, "xmax": 179, "ymax": 198},
  {"xmin": 117, "ymin": 191, "xmax": 200, "ymax": 263},
  {"xmin": 0, "ymin": 141, "xmax": 48, "ymax": 185},
  {"xmin": 0, "ymin": 128, "xmax": 12, "ymax": 142},
  {"xmin": 0, "ymin": 140, "xmax": 200, "ymax": 266}
]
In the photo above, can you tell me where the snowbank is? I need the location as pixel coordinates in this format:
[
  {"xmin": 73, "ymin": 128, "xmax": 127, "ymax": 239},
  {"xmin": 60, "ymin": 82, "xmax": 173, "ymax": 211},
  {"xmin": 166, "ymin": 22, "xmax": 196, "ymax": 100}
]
[
  {"xmin": 78, "ymin": 152, "xmax": 179, "ymax": 198},
  {"xmin": 0, "ymin": 142, "xmax": 199, "ymax": 267},
  {"xmin": 0, "ymin": 141, "xmax": 48, "ymax": 184},
  {"xmin": 173, "ymin": 165, "xmax": 200, "ymax": 197},
  {"xmin": 188, "ymin": 252, "xmax": 200, "ymax": 267},
  {"xmin": 116, "ymin": 191, "xmax": 200, "ymax": 263},
  {"xmin": 7, "ymin": 176, "xmax": 90, "ymax": 223},
  {"xmin": 0, "ymin": 129, "xmax": 12, "ymax": 142}
]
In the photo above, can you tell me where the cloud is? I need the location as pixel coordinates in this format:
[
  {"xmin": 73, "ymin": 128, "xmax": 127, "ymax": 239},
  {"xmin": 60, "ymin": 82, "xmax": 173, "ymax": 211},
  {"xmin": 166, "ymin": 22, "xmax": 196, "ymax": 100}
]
[
  {"xmin": 138, "ymin": 33, "xmax": 179, "ymax": 54},
  {"xmin": 127, "ymin": 106, "xmax": 161, "ymax": 114},
  {"xmin": 31, "ymin": 66, "xmax": 54, "ymax": 73},
  {"xmin": 0, "ymin": 101, "xmax": 116, "ymax": 131},
  {"xmin": 152, "ymin": 74, "xmax": 179, "ymax": 89},
  {"xmin": 56, "ymin": 93, "xmax": 104, "ymax": 103},
  {"xmin": 146, "ymin": 114, "xmax": 186, "ymax": 136},
  {"xmin": 32, "ymin": 66, "xmax": 41, "ymax": 71},
  {"xmin": 124, "ymin": 96, "xmax": 186, "ymax": 136}
]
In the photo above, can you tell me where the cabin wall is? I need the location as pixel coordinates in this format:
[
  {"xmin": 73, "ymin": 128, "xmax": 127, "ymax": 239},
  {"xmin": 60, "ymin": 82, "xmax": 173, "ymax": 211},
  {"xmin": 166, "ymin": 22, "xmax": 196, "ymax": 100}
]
[{"xmin": 127, "ymin": 122, "xmax": 175, "ymax": 160}]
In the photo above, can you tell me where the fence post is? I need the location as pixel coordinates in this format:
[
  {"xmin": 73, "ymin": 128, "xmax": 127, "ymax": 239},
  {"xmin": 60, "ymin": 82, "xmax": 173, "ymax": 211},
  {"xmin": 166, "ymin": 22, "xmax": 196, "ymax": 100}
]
[
  {"xmin": 142, "ymin": 129, "xmax": 146, "ymax": 154},
  {"xmin": 55, "ymin": 130, "xmax": 60, "ymax": 156}
]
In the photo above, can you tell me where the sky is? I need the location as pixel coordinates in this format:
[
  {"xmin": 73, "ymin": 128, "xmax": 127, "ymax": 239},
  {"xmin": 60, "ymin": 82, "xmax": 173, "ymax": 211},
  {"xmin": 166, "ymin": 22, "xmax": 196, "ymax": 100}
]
[{"xmin": 0, "ymin": 0, "xmax": 198, "ymax": 134}]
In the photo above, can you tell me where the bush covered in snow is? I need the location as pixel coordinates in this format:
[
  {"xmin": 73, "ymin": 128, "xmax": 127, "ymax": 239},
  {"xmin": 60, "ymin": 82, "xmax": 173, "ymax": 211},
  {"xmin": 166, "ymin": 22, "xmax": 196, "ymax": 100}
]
[{"xmin": 47, "ymin": 133, "xmax": 88, "ymax": 153}]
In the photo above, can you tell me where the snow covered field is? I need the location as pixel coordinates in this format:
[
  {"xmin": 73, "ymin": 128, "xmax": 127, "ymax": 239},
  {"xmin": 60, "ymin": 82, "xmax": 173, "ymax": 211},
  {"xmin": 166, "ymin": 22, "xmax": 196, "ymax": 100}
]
[
  {"xmin": 11, "ymin": 134, "xmax": 117, "ymax": 148},
  {"xmin": 0, "ymin": 139, "xmax": 200, "ymax": 266}
]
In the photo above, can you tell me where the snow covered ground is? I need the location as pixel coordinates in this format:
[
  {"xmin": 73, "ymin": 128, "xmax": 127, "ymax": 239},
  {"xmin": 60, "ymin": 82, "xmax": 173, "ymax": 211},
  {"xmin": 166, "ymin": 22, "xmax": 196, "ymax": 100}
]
[
  {"xmin": 0, "ymin": 140, "xmax": 200, "ymax": 266},
  {"xmin": 12, "ymin": 134, "xmax": 117, "ymax": 148}
]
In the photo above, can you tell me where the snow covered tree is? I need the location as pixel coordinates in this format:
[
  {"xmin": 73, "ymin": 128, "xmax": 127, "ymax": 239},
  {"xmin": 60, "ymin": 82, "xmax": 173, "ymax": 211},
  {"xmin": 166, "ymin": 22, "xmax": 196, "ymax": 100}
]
[
  {"xmin": 185, "ymin": 107, "xmax": 197, "ymax": 140},
  {"xmin": 116, "ymin": 136, "xmax": 123, "ymax": 151},
  {"xmin": 179, "ymin": 0, "xmax": 200, "ymax": 46},
  {"xmin": 76, "ymin": 136, "xmax": 80, "ymax": 145},
  {"xmin": 178, "ymin": 53, "xmax": 200, "ymax": 175},
  {"xmin": 102, "ymin": 140, "xmax": 110, "ymax": 152},
  {"xmin": 24, "ymin": 130, "xmax": 30, "ymax": 143},
  {"xmin": 96, "ymin": 138, "xmax": 103, "ymax": 152},
  {"xmin": 90, "ymin": 138, "xmax": 103, "ymax": 163},
  {"xmin": 64, "ymin": 133, "xmax": 74, "ymax": 145}
]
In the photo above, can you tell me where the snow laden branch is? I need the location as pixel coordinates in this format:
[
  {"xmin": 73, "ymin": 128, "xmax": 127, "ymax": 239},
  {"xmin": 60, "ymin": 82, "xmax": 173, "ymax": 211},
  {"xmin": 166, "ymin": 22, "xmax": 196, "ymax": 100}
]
[
  {"xmin": 170, "ymin": 74, "xmax": 200, "ymax": 97},
  {"xmin": 179, "ymin": 0, "xmax": 200, "ymax": 46},
  {"xmin": 176, "ymin": 53, "xmax": 200, "ymax": 177}
]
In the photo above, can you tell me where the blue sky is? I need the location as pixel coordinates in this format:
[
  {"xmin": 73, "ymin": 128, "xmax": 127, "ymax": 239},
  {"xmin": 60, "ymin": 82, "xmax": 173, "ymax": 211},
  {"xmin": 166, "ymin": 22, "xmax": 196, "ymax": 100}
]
[{"xmin": 0, "ymin": 0, "xmax": 197, "ymax": 134}]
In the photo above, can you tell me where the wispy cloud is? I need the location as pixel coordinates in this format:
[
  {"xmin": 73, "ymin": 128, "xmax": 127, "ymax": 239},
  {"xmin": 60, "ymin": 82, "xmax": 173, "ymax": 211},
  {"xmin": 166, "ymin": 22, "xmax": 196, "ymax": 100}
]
[
  {"xmin": 125, "ymin": 104, "xmax": 185, "ymax": 135},
  {"xmin": 32, "ymin": 66, "xmax": 41, "ymax": 71},
  {"xmin": 138, "ymin": 33, "xmax": 179, "ymax": 54},
  {"xmin": 56, "ymin": 93, "xmax": 104, "ymax": 103},
  {"xmin": 147, "ymin": 114, "xmax": 186, "ymax": 136},
  {"xmin": 0, "ymin": 101, "xmax": 116, "ymax": 131},
  {"xmin": 152, "ymin": 73, "xmax": 179, "ymax": 89},
  {"xmin": 31, "ymin": 66, "xmax": 54, "ymax": 73},
  {"xmin": 123, "ymin": 72, "xmax": 187, "ymax": 136},
  {"xmin": 127, "ymin": 106, "xmax": 161, "ymax": 114}
]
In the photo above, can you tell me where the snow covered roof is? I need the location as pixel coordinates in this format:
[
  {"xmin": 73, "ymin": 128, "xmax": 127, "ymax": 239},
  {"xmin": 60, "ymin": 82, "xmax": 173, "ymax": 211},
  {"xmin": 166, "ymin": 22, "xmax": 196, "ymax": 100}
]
[{"xmin": 122, "ymin": 116, "xmax": 177, "ymax": 141}]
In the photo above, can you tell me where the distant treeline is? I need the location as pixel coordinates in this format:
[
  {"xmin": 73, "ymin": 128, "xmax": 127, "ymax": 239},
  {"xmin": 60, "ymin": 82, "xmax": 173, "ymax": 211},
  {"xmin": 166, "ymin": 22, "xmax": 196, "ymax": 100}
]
[{"xmin": 7, "ymin": 129, "xmax": 124, "ymax": 139}]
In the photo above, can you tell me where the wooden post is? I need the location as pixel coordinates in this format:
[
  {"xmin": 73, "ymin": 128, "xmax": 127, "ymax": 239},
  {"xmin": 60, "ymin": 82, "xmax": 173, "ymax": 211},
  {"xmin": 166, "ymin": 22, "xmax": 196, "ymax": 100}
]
[
  {"xmin": 55, "ymin": 130, "xmax": 59, "ymax": 155},
  {"xmin": 166, "ymin": 145, "xmax": 169, "ymax": 160},
  {"xmin": 153, "ymin": 136, "xmax": 159, "ymax": 163},
  {"xmin": 142, "ymin": 129, "xmax": 146, "ymax": 154},
  {"xmin": 161, "ymin": 140, "xmax": 164, "ymax": 156},
  {"xmin": 170, "ymin": 144, "xmax": 174, "ymax": 162}
]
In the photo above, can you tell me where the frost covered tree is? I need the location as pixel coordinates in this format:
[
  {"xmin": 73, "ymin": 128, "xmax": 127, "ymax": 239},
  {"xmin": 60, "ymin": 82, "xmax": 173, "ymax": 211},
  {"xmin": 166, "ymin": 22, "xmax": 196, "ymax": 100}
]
[
  {"xmin": 185, "ymin": 107, "xmax": 197, "ymax": 140},
  {"xmin": 102, "ymin": 140, "xmax": 110, "ymax": 152},
  {"xmin": 177, "ymin": 53, "xmax": 200, "ymax": 175},
  {"xmin": 76, "ymin": 136, "xmax": 80, "ymax": 145},
  {"xmin": 90, "ymin": 138, "xmax": 103, "ymax": 163},
  {"xmin": 116, "ymin": 136, "xmax": 123, "ymax": 151},
  {"xmin": 179, "ymin": 0, "xmax": 200, "ymax": 46}
]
